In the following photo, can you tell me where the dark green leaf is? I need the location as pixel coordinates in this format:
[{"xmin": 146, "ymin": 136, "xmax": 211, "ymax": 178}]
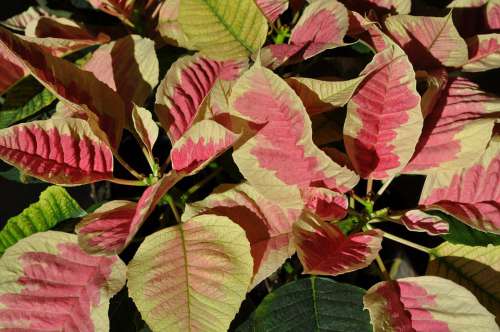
[
  {"xmin": 236, "ymin": 277, "xmax": 372, "ymax": 332},
  {"xmin": 0, "ymin": 167, "xmax": 44, "ymax": 184},
  {"xmin": 0, "ymin": 88, "xmax": 56, "ymax": 128}
]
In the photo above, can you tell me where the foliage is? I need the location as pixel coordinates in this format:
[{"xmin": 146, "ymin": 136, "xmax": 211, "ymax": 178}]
[{"xmin": 0, "ymin": 0, "xmax": 499, "ymax": 331}]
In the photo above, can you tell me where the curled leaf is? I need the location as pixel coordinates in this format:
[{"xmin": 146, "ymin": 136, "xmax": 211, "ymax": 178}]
[
  {"xmin": 256, "ymin": 0, "xmax": 289, "ymax": 22},
  {"xmin": 132, "ymin": 105, "xmax": 159, "ymax": 157},
  {"xmin": 463, "ymin": 34, "xmax": 500, "ymax": 72},
  {"xmin": 401, "ymin": 210, "xmax": 449, "ymax": 235},
  {"xmin": 293, "ymin": 215, "xmax": 383, "ymax": 276}
]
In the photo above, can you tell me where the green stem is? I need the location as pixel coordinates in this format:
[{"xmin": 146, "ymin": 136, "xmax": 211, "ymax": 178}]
[
  {"xmin": 180, "ymin": 167, "xmax": 223, "ymax": 202},
  {"xmin": 114, "ymin": 153, "xmax": 144, "ymax": 180},
  {"xmin": 166, "ymin": 195, "xmax": 181, "ymax": 224},
  {"xmin": 382, "ymin": 231, "xmax": 431, "ymax": 254},
  {"xmin": 108, "ymin": 178, "xmax": 148, "ymax": 186}
]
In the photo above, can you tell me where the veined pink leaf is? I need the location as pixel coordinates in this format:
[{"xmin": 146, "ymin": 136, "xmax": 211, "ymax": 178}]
[
  {"xmin": 301, "ymin": 187, "xmax": 348, "ymax": 221},
  {"xmin": 401, "ymin": 210, "xmax": 449, "ymax": 235},
  {"xmin": 0, "ymin": 6, "xmax": 52, "ymax": 31},
  {"xmin": 256, "ymin": 0, "xmax": 289, "ymax": 22},
  {"xmin": 171, "ymin": 119, "xmax": 239, "ymax": 174},
  {"xmin": 127, "ymin": 215, "xmax": 253, "ymax": 332},
  {"xmin": 155, "ymin": 54, "xmax": 246, "ymax": 143},
  {"xmin": 76, "ymin": 201, "xmax": 137, "ymax": 255},
  {"xmin": 84, "ymin": 35, "xmax": 159, "ymax": 106},
  {"xmin": 88, "ymin": 0, "xmax": 135, "ymax": 25},
  {"xmin": 0, "ymin": 27, "xmax": 126, "ymax": 148},
  {"xmin": 364, "ymin": 276, "xmax": 498, "ymax": 332},
  {"xmin": 0, "ymin": 231, "xmax": 126, "ymax": 331},
  {"xmin": 344, "ymin": 44, "xmax": 423, "ymax": 179},
  {"xmin": 293, "ymin": 215, "xmax": 383, "ymax": 276},
  {"xmin": 286, "ymin": 75, "xmax": 366, "ymax": 115},
  {"xmin": 76, "ymin": 171, "xmax": 184, "ymax": 255},
  {"xmin": 230, "ymin": 64, "xmax": 359, "ymax": 209},
  {"xmin": 384, "ymin": 14, "xmax": 468, "ymax": 68},
  {"xmin": 0, "ymin": 118, "xmax": 114, "ymax": 185},
  {"xmin": 261, "ymin": 0, "xmax": 348, "ymax": 68},
  {"xmin": 463, "ymin": 34, "xmax": 500, "ymax": 72},
  {"xmin": 447, "ymin": 0, "xmax": 488, "ymax": 7},
  {"xmin": 487, "ymin": 0, "xmax": 500, "ymax": 29},
  {"xmin": 404, "ymin": 77, "xmax": 499, "ymax": 174},
  {"xmin": 182, "ymin": 182, "xmax": 297, "ymax": 288},
  {"xmin": 420, "ymin": 136, "xmax": 500, "ymax": 234},
  {"xmin": 132, "ymin": 105, "xmax": 159, "ymax": 157}
]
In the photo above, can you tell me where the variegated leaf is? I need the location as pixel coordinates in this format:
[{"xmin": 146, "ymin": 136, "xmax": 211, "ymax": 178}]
[
  {"xmin": 1, "ymin": 6, "xmax": 52, "ymax": 31},
  {"xmin": 384, "ymin": 14, "xmax": 468, "ymax": 68},
  {"xmin": 171, "ymin": 119, "xmax": 239, "ymax": 174},
  {"xmin": 301, "ymin": 187, "xmax": 348, "ymax": 221},
  {"xmin": 420, "ymin": 136, "xmax": 500, "ymax": 234},
  {"xmin": 405, "ymin": 77, "xmax": 499, "ymax": 174},
  {"xmin": 0, "ymin": 118, "xmax": 114, "ymax": 185},
  {"xmin": 182, "ymin": 182, "xmax": 296, "ymax": 288},
  {"xmin": 88, "ymin": 0, "xmax": 136, "ymax": 25},
  {"xmin": 0, "ymin": 27, "xmax": 126, "ymax": 148},
  {"xmin": 127, "ymin": 215, "xmax": 253, "ymax": 332},
  {"xmin": 463, "ymin": 34, "xmax": 500, "ymax": 72},
  {"xmin": 0, "ymin": 231, "xmax": 126, "ymax": 331},
  {"xmin": 293, "ymin": 215, "xmax": 383, "ymax": 276},
  {"xmin": 344, "ymin": 44, "xmax": 423, "ymax": 179},
  {"xmin": 83, "ymin": 35, "xmax": 159, "ymax": 106},
  {"xmin": 364, "ymin": 276, "xmax": 498, "ymax": 332},
  {"xmin": 401, "ymin": 210, "xmax": 449, "ymax": 235},
  {"xmin": 230, "ymin": 64, "xmax": 359, "ymax": 209},
  {"xmin": 155, "ymin": 53, "xmax": 246, "ymax": 143},
  {"xmin": 487, "ymin": 0, "xmax": 500, "ymax": 29},
  {"xmin": 131, "ymin": 105, "xmax": 159, "ymax": 157},
  {"xmin": 76, "ymin": 171, "xmax": 183, "ymax": 255},
  {"xmin": 256, "ymin": 0, "xmax": 289, "ymax": 22}
]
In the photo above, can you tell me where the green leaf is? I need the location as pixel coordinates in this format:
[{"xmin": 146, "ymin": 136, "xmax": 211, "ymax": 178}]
[
  {"xmin": 0, "ymin": 88, "xmax": 55, "ymax": 128},
  {"xmin": 0, "ymin": 186, "xmax": 86, "ymax": 254},
  {"xmin": 428, "ymin": 242, "xmax": 500, "ymax": 322},
  {"xmin": 439, "ymin": 211, "xmax": 500, "ymax": 246},
  {"xmin": 0, "ymin": 167, "xmax": 44, "ymax": 184},
  {"xmin": 178, "ymin": 0, "xmax": 268, "ymax": 59},
  {"xmin": 236, "ymin": 277, "xmax": 372, "ymax": 331}
]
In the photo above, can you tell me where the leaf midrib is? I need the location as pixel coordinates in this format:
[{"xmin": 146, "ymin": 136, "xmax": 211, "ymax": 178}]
[{"xmin": 200, "ymin": 0, "xmax": 255, "ymax": 53}]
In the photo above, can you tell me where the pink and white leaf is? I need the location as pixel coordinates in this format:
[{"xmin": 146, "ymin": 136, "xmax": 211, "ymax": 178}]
[
  {"xmin": 344, "ymin": 44, "xmax": 423, "ymax": 179},
  {"xmin": 463, "ymin": 34, "xmax": 500, "ymax": 72},
  {"xmin": 171, "ymin": 119, "xmax": 239, "ymax": 174},
  {"xmin": 486, "ymin": 0, "xmax": 500, "ymax": 29},
  {"xmin": 301, "ymin": 187, "xmax": 348, "ymax": 221},
  {"xmin": 155, "ymin": 53, "xmax": 246, "ymax": 143},
  {"xmin": 76, "ymin": 200, "xmax": 137, "ymax": 255},
  {"xmin": 0, "ymin": 118, "xmax": 114, "ymax": 185},
  {"xmin": 76, "ymin": 172, "xmax": 184, "ymax": 255},
  {"xmin": 0, "ymin": 27, "xmax": 126, "ymax": 148},
  {"xmin": 293, "ymin": 215, "xmax": 383, "ymax": 276},
  {"xmin": 405, "ymin": 77, "xmax": 499, "ymax": 174},
  {"xmin": 0, "ymin": 231, "xmax": 126, "ymax": 331},
  {"xmin": 401, "ymin": 210, "xmax": 449, "ymax": 235},
  {"xmin": 384, "ymin": 14, "xmax": 468, "ymax": 68},
  {"xmin": 256, "ymin": 0, "xmax": 289, "ymax": 22},
  {"xmin": 347, "ymin": 11, "xmax": 390, "ymax": 53},
  {"xmin": 0, "ymin": 46, "xmax": 29, "ymax": 95},
  {"xmin": 156, "ymin": 0, "xmax": 193, "ymax": 49},
  {"xmin": 261, "ymin": 0, "xmax": 348, "ymax": 68},
  {"xmin": 1, "ymin": 6, "xmax": 53, "ymax": 31},
  {"xmin": 230, "ymin": 64, "xmax": 359, "ymax": 209},
  {"xmin": 419, "ymin": 136, "xmax": 500, "ymax": 234},
  {"xmin": 84, "ymin": 35, "xmax": 159, "ymax": 106},
  {"xmin": 182, "ymin": 182, "xmax": 297, "ymax": 288},
  {"xmin": 364, "ymin": 276, "xmax": 498, "ymax": 332},
  {"xmin": 132, "ymin": 105, "xmax": 159, "ymax": 156}
]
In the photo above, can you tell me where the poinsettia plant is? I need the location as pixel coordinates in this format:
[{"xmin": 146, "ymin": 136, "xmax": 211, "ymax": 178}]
[{"xmin": 0, "ymin": 0, "xmax": 499, "ymax": 331}]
